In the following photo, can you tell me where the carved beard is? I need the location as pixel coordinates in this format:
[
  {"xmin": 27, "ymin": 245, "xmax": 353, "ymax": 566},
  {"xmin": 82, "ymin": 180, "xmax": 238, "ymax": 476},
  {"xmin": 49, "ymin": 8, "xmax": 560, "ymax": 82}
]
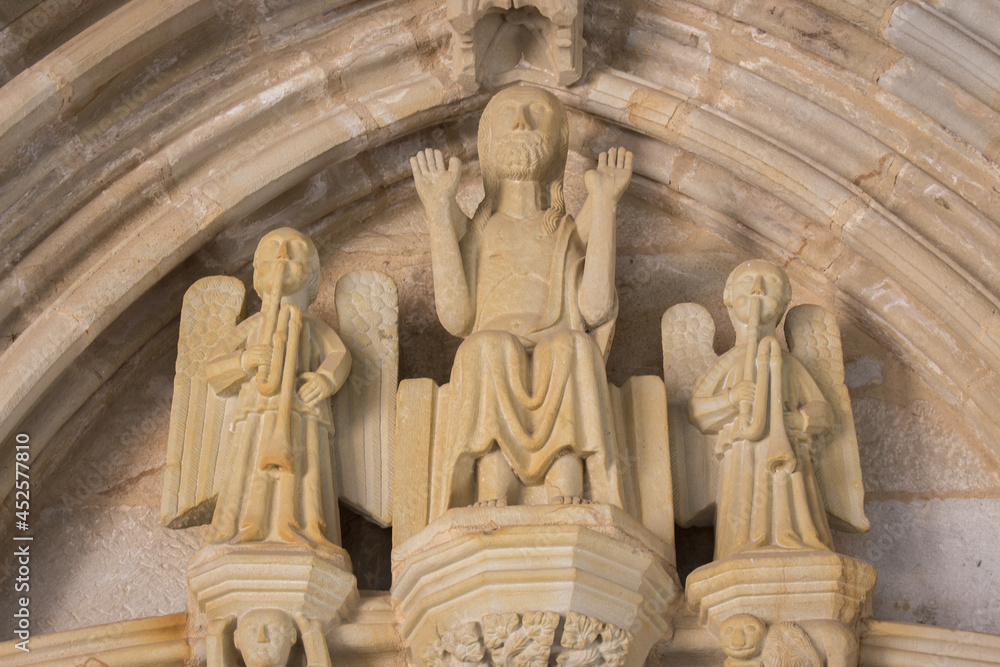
[{"xmin": 493, "ymin": 131, "xmax": 552, "ymax": 181}]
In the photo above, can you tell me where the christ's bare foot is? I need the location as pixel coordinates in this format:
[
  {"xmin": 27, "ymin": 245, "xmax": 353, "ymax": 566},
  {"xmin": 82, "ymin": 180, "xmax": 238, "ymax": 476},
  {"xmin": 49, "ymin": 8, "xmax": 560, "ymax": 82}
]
[
  {"xmin": 473, "ymin": 498, "xmax": 508, "ymax": 508},
  {"xmin": 553, "ymin": 496, "xmax": 590, "ymax": 505}
]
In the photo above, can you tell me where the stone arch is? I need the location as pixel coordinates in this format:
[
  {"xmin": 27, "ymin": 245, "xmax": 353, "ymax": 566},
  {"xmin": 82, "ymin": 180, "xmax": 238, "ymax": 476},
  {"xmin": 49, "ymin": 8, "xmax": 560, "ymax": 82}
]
[{"xmin": 1, "ymin": 0, "xmax": 999, "ymax": 641}]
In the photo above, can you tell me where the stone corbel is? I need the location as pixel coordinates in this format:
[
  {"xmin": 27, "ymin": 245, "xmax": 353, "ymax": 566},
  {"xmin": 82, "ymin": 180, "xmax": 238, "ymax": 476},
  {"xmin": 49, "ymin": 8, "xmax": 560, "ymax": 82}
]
[{"xmin": 447, "ymin": 0, "xmax": 584, "ymax": 91}]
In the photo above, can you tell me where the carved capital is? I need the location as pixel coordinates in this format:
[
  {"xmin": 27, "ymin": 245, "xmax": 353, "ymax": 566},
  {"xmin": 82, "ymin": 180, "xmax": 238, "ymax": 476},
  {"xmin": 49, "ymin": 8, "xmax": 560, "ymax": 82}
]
[{"xmin": 426, "ymin": 611, "xmax": 632, "ymax": 667}]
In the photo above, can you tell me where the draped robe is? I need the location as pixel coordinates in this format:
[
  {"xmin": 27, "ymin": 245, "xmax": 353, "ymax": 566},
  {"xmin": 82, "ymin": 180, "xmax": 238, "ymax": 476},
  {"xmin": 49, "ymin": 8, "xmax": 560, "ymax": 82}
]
[
  {"xmin": 203, "ymin": 308, "xmax": 351, "ymax": 552},
  {"xmin": 689, "ymin": 345, "xmax": 834, "ymax": 558},
  {"xmin": 431, "ymin": 215, "xmax": 625, "ymax": 516}
]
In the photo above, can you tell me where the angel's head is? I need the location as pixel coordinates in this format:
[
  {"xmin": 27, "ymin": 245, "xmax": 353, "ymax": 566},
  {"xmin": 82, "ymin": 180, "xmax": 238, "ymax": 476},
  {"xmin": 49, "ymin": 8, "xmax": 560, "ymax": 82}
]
[
  {"xmin": 724, "ymin": 260, "xmax": 791, "ymax": 333},
  {"xmin": 235, "ymin": 608, "xmax": 297, "ymax": 667},
  {"xmin": 719, "ymin": 613, "xmax": 766, "ymax": 660},
  {"xmin": 253, "ymin": 227, "xmax": 321, "ymax": 304}
]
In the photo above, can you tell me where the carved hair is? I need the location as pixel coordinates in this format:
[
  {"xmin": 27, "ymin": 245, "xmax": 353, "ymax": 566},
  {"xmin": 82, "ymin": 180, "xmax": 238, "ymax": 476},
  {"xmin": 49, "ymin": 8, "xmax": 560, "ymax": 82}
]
[
  {"xmin": 252, "ymin": 227, "xmax": 322, "ymax": 304},
  {"xmin": 472, "ymin": 87, "xmax": 570, "ymax": 234}
]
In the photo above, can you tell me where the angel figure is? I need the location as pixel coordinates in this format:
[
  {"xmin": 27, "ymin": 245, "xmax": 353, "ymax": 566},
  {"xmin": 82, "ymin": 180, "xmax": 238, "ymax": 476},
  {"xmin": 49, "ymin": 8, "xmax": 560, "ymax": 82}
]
[
  {"xmin": 161, "ymin": 227, "xmax": 399, "ymax": 549},
  {"xmin": 171, "ymin": 227, "xmax": 351, "ymax": 548},
  {"xmin": 662, "ymin": 260, "xmax": 868, "ymax": 560}
]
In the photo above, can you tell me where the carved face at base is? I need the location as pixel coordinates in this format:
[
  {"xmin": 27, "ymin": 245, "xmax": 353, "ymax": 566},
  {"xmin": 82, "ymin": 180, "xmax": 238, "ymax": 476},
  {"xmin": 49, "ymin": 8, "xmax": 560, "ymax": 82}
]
[
  {"xmin": 479, "ymin": 86, "xmax": 568, "ymax": 183},
  {"xmin": 235, "ymin": 608, "xmax": 298, "ymax": 667},
  {"xmin": 725, "ymin": 260, "xmax": 792, "ymax": 330},
  {"xmin": 719, "ymin": 613, "xmax": 767, "ymax": 660},
  {"xmin": 252, "ymin": 227, "xmax": 321, "ymax": 303}
]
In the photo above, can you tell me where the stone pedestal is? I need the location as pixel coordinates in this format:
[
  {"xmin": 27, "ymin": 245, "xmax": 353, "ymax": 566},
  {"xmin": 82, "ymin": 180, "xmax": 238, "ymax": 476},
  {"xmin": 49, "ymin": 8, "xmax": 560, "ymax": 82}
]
[
  {"xmin": 391, "ymin": 504, "xmax": 682, "ymax": 667},
  {"xmin": 686, "ymin": 549, "xmax": 876, "ymax": 666},
  {"xmin": 187, "ymin": 542, "xmax": 359, "ymax": 630}
]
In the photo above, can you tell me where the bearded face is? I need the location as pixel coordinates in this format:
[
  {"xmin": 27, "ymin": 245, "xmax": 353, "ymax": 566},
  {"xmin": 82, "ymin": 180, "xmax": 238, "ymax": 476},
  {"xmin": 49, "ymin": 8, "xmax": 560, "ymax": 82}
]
[
  {"xmin": 493, "ymin": 130, "xmax": 553, "ymax": 181},
  {"xmin": 479, "ymin": 87, "xmax": 567, "ymax": 183}
]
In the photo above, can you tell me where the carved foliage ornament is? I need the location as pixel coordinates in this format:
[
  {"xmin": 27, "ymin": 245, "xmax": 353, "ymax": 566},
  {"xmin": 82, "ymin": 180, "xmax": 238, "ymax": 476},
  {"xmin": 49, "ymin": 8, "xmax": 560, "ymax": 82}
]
[{"xmin": 425, "ymin": 612, "xmax": 632, "ymax": 667}]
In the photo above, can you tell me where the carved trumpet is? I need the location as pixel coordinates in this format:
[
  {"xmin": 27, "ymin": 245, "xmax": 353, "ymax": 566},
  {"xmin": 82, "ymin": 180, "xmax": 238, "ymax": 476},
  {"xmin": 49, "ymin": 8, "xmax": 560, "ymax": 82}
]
[
  {"xmin": 762, "ymin": 337, "xmax": 796, "ymax": 473},
  {"xmin": 260, "ymin": 303, "xmax": 303, "ymax": 472},
  {"xmin": 256, "ymin": 259, "xmax": 288, "ymax": 397},
  {"xmin": 734, "ymin": 295, "xmax": 770, "ymax": 442}
]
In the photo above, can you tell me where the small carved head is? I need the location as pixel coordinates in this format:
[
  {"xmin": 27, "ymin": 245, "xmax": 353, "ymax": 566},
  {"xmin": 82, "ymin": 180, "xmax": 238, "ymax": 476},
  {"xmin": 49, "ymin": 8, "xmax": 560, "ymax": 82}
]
[
  {"xmin": 719, "ymin": 613, "xmax": 767, "ymax": 660},
  {"xmin": 478, "ymin": 85, "xmax": 568, "ymax": 184},
  {"xmin": 252, "ymin": 227, "xmax": 321, "ymax": 303},
  {"xmin": 724, "ymin": 260, "xmax": 792, "ymax": 331},
  {"xmin": 234, "ymin": 608, "xmax": 298, "ymax": 667}
]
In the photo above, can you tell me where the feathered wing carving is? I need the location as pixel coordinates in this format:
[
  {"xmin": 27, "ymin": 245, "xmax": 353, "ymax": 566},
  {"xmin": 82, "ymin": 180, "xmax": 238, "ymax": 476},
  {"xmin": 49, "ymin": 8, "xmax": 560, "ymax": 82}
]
[
  {"xmin": 332, "ymin": 271, "xmax": 398, "ymax": 528},
  {"xmin": 661, "ymin": 303, "xmax": 720, "ymax": 527},
  {"xmin": 784, "ymin": 304, "xmax": 869, "ymax": 532},
  {"xmin": 160, "ymin": 276, "xmax": 246, "ymax": 529}
]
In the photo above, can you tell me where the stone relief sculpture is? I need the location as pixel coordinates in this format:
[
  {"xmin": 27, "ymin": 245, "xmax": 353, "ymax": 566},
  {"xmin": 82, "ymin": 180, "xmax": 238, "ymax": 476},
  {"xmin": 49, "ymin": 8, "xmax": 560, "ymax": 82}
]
[
  {"xmin": 162, "ymin": 227, "xmax": 353, "ymax": 549},
  {"xmin": 662, "ymin": 259, "xmax": 868, "ymax": 558},
  {"xmin": 447, "ymin": 0, "xmax": 584, "ymax": 91},
  {"xmin": 207, "ymin": 609, "xmax": 332, "ymax": 667},
  {"xmin": 393, "ymin": 84, "xmax": 680, "ymax": 667},
  {"xmin": 426, "ymin": 610, "xmax": 632, "ymax": 667},
  {"xmin": 665, "ymin": 260, "xmax": 875, "ymax": 667},
  {"xmin": 717, "ymin": 614, "xmax": 859, "ymax": 667},
  {"xmin": 409, "ymin": 85, "xmax": 632, "ymax": 512},
  {"xmin": 159, "ymin": 227, "xmax": 398, "ymax": 666}
]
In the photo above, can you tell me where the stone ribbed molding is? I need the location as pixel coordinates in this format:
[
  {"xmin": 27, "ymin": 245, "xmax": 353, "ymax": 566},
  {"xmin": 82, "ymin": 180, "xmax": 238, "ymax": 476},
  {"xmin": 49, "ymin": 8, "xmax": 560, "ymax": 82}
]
[{"xmin": 391, "ymin": 505, "xmax": 681, "ymax": 667}]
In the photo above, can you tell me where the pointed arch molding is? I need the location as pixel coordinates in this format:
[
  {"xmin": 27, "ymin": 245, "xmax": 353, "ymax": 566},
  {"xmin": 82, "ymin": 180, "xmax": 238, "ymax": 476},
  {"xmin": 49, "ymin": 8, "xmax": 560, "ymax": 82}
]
[{"xmin": 1, "ymin": 0, "xmax": 998, "ymax": 540}]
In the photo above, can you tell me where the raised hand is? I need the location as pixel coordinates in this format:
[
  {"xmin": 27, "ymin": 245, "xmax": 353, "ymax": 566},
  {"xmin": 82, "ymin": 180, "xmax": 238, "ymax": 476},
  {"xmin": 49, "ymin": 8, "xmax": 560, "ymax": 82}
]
[
  {"xmin": 411, "ymin": 148, "xmax": 462, "ymax": 212},
  {"xmin": 584, "ymin": 147, "xmax": 633, "ymax": 204}
]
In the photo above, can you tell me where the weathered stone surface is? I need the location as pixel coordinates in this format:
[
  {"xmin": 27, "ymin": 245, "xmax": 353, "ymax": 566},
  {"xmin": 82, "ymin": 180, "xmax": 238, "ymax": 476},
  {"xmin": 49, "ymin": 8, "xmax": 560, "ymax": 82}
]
[
  {"xmin": 0, "ymin": 0, "xmax": 999, "ymax": 658},
  {"xmin": 0, "ymin": 506, "xmax": 201, "ymax": 635},
  {"xmin": 836, "ymin": 498, "xmax": 1000, "ymax": 635}
]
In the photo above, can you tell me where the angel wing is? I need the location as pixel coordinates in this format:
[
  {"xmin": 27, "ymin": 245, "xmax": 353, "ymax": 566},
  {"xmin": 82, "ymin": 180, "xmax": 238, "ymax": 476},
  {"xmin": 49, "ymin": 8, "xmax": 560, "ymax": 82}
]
[
  {"xmin": 784, "ymin": 304, "xmax": 869, "ymax": 533},
  {"xmin": 160, "ymin": 276, "xmax": 246, "ymax": 529},
  {"xmin": 332, "ymin": 271, "xmax": 398, "ymax": 528},
  {"xmin": 661, "ymin": 303, "xmax": 720, "ymax": 528}
]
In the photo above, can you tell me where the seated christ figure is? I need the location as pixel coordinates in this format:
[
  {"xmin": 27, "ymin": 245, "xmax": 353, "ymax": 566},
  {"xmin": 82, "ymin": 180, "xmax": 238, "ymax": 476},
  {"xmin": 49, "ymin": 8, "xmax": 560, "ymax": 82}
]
[{"xmin": 410, "ymin": 86, "xmax": 633, "ymax": 514}]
